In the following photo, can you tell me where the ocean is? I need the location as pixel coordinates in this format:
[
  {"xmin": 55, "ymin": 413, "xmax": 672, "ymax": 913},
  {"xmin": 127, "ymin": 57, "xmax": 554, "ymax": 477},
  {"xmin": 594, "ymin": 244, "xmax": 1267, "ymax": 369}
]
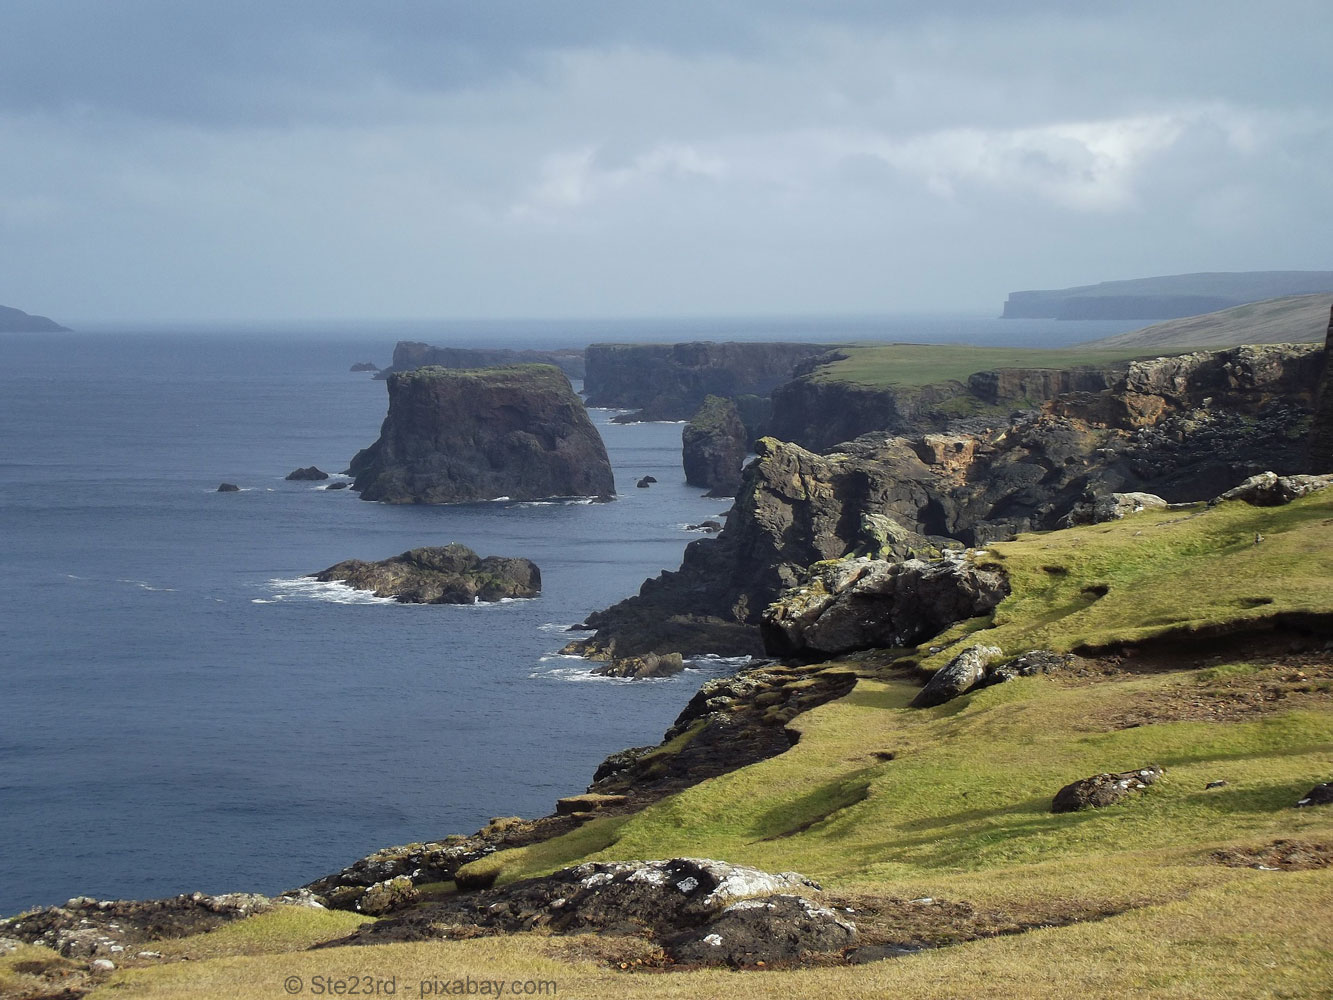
[{"xmin": 0, "ymin": 314, "xmax": 1142, "ymax": 914}]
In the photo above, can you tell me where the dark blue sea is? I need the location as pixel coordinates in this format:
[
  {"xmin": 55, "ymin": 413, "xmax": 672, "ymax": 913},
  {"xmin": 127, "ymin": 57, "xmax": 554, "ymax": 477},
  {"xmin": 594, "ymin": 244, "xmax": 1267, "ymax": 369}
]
[{"xmin": 0, "ymin": 314, "xmax": 1142, "ymax": 915}]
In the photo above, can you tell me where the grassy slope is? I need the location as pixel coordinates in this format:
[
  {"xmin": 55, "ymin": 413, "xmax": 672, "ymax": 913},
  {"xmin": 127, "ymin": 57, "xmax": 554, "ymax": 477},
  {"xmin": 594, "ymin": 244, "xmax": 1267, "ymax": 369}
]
[
  {"xmin": 1079, "ymin": 294, "xmax": 1331, "ymax": 350},
  {"xmin": 13, "ymin": 498, "xmax": 1333, "ymax": 999},
  {"xmin": 807, "ymin": 343, "xmax": 1153, "ymax": 389}
]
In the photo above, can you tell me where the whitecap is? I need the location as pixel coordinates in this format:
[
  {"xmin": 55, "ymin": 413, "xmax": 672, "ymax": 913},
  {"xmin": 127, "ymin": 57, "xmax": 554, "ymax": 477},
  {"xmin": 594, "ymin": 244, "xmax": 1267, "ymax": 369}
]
[
  {"xmin": 538, "ymin": 622, "xmax": 577, "ymax": 634},
  {"xmin": 257, "ymin": 577, "xmax": 399, "ymax": 605}
]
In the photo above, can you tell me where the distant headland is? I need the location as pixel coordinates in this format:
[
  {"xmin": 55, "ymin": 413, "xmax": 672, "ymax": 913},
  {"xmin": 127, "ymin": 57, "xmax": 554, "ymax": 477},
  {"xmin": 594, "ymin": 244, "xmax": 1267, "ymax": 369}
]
[{"xmin": 0, "ymin": 304, "xmax": 70, "ymax": 332}]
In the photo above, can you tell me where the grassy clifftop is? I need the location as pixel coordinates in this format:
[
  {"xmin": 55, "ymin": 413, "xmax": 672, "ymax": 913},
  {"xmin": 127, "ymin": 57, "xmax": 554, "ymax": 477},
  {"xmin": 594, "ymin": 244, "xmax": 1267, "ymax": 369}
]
[
  {"xmin": 24, "ymin": 492, "xmax": 1329, "ymax": 999},
  {"xmin": 805, "ymin": 343, "xmax": 1150, "ymax": 389}
]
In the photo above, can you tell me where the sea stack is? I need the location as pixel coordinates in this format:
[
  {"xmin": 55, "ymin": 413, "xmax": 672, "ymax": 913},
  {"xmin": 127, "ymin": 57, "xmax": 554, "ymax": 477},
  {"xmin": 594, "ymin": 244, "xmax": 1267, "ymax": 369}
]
[
  {"xmin": 682, "ymin": 395, "xmax": 747, "ymax": 495},
  {"xmin": 348, "ymin": 364, "xmax": 616, "ymax": 503}
]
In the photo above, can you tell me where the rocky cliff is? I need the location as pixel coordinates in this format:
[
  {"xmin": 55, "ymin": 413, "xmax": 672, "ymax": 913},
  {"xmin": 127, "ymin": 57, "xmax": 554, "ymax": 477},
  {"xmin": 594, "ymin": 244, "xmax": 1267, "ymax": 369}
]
[
  {"xmin": 348, "ymin": 365, "xmax": 615, "ymax": 503},
  {"xmin": 582, "ymin": 341, "xmax": 829, "ymax": 421},
  {"xmin": 681, "ymin": 395, "xmax": 747, "ymax": 495},
  {"xmin": 570, "ymin": 343, "xmax": 1321, "ymax": 656},
  {"xmin": 383, "ymin": 341, "xmax": 586, "ymax": 379},
  {"xmin": 0, "ymin": 304, "xmax": 69, "ymax": 332},
  {"xmin": 1309, "ymin": 306, "xmax": 1333, "ymax": 473}
]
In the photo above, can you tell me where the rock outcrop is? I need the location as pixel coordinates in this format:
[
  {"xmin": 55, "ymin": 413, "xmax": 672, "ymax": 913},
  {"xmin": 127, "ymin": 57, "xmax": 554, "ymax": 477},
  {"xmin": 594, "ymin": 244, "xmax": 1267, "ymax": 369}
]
[
  {"xmin": 1211, "ymin": 471, "xmax": 1333, "ymax": 506},
  {"xmin": 0, "ymin": 304, "xmax": 69, "ymax": 332},
  {"xmin": 1309, "ymin": 305, "xmax": 1333, "ymax": 473},
  {"xmin": 311, "ymin": 544, "xmax": 539, "ymax": 603},
  {"xmin": 348, "ymin": 365, "xmax": 615, "ymax": 503},
  {"xmin": 593, "ymin": 652, "xmax": 685, "ymax": 678},
  {"xmin": 583, "ymin": 341, "xmax": 829, "ymax": 421},
  {"xmin": 1051, "ymin": 766, "xmax": 1165, "ymax": 813},
  {"xmin": 382, "ymin": 341, "xmax": 586, "ymax": 379},
  {"xmin": 913, "ymin": 648, "xmax": 1082, "ymax": 708},
  {"xmin": 761, "ymin": 556, "xmax": 1009, "ymax": 661},
  {"xmin": 570, "ymin": 344, "xmax": 1320, "ymax": 658},
  {"xmin": 285, "ymin": 466, "xmax": 328, "ymax": 481},
  {"xmin": 329, "ymin": 858, "xmax": 856, "ymax": 967},
  {"xmin": 682, "ymin": 396, "xmax": 747, "ymax": 495}
]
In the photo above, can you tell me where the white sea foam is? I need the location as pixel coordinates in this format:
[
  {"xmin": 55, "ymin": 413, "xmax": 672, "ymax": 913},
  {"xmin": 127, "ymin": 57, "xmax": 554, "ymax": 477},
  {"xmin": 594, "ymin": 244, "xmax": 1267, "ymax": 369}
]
[
  {"xmin": 510, "ymin": 497, "xmax": 599, "ymax": 508},
  {"xmin": 538, "ymin": 622, "xmax": 578, "ymax": 634},
  {"xmin": 254, "ymin": 577, "xmax": 399, "ymax": 605},
  {"xmin": 116, "ymin": 579, "xmax": 176, "ymax": 592}
]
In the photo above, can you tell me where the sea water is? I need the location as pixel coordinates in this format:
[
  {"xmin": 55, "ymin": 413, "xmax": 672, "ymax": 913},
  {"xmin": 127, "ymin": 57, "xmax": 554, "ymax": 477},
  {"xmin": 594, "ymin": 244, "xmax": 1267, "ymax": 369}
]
[{"xmin": 0, "ymin": 315, "xmax": 1141, "ymax": 913}]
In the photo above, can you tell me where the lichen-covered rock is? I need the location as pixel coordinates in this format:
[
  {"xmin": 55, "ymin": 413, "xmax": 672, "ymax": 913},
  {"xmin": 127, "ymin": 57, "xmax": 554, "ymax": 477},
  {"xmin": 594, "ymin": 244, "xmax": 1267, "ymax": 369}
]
[
  {"xmin": 683, "ymin": 396, "xmax": 748, "ymax": 495},
  {"xmin": 910, "ymin": 645, "xmax": 1005, "ymax": 708},
  {"xmin": 593, "ymin": 652, "xmax": 685, "ymax": 678},
  {"xmin": 356, "ymin": 877, "xmax": 419, "ymax": 916},
  {"xmin": 1296, "ymin": 782, "xmax": 1333, "ymax": 808},
  {"xmin": 329, "ymin": 858, "xmax": 855, "ymax": 967},
  {"xmin": 1052, "ymin": 766, "xmax": 1165, "ymax": 813},
  {"xmin": 1062, "ymin": 491, "xmax": 1169, "ymax": 526},
  {"xmin": 762, "ymin": 557, "xmax": 1009, "ymax": 661},
  {"xmin": 311, "ymin": 544, "xmax": 539, "ymax": 604},
  {"xmin": 285, "ymin": 466, "xmax": 329, "ymax": 481},
  {"xmin": 1211, "ymin": 471, "xmax": 1333, "ymax": 506},
  {"xmin": 348, "ymin": 365, "xmax": 614, "ymax": 503}
]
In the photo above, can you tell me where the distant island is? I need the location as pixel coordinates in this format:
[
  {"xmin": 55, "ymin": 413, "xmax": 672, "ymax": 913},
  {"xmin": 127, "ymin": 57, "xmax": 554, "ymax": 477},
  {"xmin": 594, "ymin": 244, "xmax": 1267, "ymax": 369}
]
[
  {"xmin": 1002, "ymin": 270, "xmax": 1333, "ymax": 320},
  {"xmin": 0, "ymin": 304, "xmax": 70, "ymax": 332}
]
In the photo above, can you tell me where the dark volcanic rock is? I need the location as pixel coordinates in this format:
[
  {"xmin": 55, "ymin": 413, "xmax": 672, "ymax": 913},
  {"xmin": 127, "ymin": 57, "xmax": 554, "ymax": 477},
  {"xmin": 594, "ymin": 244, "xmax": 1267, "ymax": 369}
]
[
  {"xmin": 583, "ymin": 341, "xmax": 829, "ymax": 421},
  {"xmin": 285, "ymin": 466, "xmax": 329, "ymax": 481},
  {"xmin": 762, "ymin": 557, "xmax": 1009, "ymax": 661},
  {"xmin": 349, "ymin": 361, "xmax": 379, "ymax": 372},
  {"xmin": 329, "ymin": 858, "xmax": 855, "ymax": 967},
  {"xmin": 683, "ymin": 395, "xmax": 747, "ymax": 495},
  {"xmin": 1296, "ymin": 782, "xmax": 1333, "ymax": 808},
  {"xmin": 1310, "ymin": 305, "xmax": 1333, "ymax": 472},
  {"xmin": 1052, "ymin": 766, "xmax": 1165, "ymax": 813},
  {"xmin": 348, "ymin": 365, "xmax": 615, "ymax": 503},
  {"xmin": 383, "ymin": 341, "xmax": 586, "ymax": 379},
  {"xmin": 0, "ymin": 303, "xmax": 70, "ymax": 332},
  {"xmin": 593, "ymin": 652, "xmax": 685, "ymax": 678},
  {"xmin": 216, "ymin": 483, "xmax": 240, "ymax": 492},
  {"xmin": 1212, "ymin": 471, "xmax": 1333, "ymax": 506},
  {"xmin": 312, "ymin": 544, "xmax": 540, "ymax": 603},
  {"xmin": 636, "ymin": 476, "xmax": 654, "ymax": 488}
]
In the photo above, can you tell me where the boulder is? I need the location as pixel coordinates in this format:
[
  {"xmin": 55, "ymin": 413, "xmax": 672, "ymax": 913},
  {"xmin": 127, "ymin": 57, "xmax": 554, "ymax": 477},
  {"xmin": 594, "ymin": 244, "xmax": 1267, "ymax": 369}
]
[
  {"xmin": 910, "ymin": 645, "xmax": 1005, "ymax": 708},
  {"xmin": 1296, "ymin": 782, "xmax": 1333, "ymax": 808},
  {"xmin": 311, "ymin": 544, "xmax": 540, "ymax": 604},
  {"xmin": 348, "ymin": 365, "xmax": 614, "ymax": 503},
  {"xmin": 1063, "ymin": 491, "xmax": 1169, "ymax": 526},
  {"xmin": 1052, "ymin": 765, "xmax": 1164, "ymax": 813},
  {"xmin": 1211, "ymin": 471, "xmax": 1333, "ymax": 506},
  {"xmin": 637, "ymin": 477, "xmax": 654, "ymax": 488},
  {"xmin": 285, "ymin": 466, "xmax": 329, "ymax": 481},
  {"xmin": 356, "ymin": 877, "xmax": 419, "ymax": 916},
  {"xmin": 683, "ymin": 396, "xmax": 747, "ymax": 495},
  {"xmin": 216, "ymin": 483, "xmax": 240, "ymax": 492},
  {"xmin": 331, "ymin": 858, "xmax": 855, "ymax": 967},
  {"xmin": 593, "ymin": 652, "xmax": 685, "ymax": 678},
  {"xmin": 762, "ymin": 556, "xmax": 1009, "ymax": 661}
]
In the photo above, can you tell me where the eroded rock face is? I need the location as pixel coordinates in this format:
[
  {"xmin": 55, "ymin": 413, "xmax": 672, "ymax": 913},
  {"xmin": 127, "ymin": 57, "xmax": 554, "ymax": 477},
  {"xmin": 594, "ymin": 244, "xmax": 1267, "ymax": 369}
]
[
  {"xmin": 682, "ymin": 396, "xmax": 747, "ymax": 495},
  {"xmin": 349, "ymin": 365, "xmax": 614, "ymax": 503},
  {"xmin": 583, "ymin": 342, "xmax": 829, "ymax": 421},
  {"xmin": 1052, "ymin": 766, "xmax": 1164, "ymax": 813},
  {"xmin": 761, "ymin": 557, "xmax": 1009, "ymax": 661},
  {"xmin": 311, "ymin": 544, "xmax": 539, "ymax": 604},
  {"xmin": 330, "ymin": 859, "xmax": 855, "ymax": 967}
]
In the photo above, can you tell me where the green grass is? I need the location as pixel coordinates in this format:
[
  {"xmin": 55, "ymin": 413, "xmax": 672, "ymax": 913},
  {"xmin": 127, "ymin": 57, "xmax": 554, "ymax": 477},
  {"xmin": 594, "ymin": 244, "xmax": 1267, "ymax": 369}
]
[{"xmin": 807, "ymin": 343, "xmax": 1155, "ymax": 389}]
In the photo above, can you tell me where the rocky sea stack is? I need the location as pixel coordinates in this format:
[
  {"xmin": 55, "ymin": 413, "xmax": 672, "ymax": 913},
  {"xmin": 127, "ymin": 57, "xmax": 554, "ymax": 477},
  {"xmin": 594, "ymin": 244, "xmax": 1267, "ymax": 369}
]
[
  {"xmin": 311, "ymin": 544, "xmax": 540, "ymax": 603},
  {"xmin": 348, "ymin": 364, "xmax": 615, "ymax": 503},
  {"xmin": 682, "ymin": 395, "xmax": 747, "ymax": 495}
]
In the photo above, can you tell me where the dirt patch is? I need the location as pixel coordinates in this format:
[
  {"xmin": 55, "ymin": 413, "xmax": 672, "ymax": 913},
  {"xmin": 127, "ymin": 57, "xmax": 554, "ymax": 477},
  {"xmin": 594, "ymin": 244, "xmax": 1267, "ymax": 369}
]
[{"xmin": 1212, "ymin": 840, "xmax": 1333, "ymax": 871}]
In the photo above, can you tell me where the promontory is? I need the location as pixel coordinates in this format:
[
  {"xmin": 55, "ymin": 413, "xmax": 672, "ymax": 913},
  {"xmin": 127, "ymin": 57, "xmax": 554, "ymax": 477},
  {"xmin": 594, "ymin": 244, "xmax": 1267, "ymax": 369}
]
[{"xmin": 348, "ymin": 364, "xmax": 615, "ymax": 503}]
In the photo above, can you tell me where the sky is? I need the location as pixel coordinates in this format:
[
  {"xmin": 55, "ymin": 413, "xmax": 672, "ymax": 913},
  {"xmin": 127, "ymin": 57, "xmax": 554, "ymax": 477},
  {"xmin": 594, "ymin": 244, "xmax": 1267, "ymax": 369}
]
[{"xmin": 1, "ymin": 1, "xmax": 1330, "ymax": 322}]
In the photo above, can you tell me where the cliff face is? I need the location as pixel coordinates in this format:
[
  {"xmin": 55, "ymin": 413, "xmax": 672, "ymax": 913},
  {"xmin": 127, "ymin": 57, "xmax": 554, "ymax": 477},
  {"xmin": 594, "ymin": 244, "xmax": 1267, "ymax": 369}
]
[
  {"xmin": 572, "ymin": 344, "xmax": 1321, "ymax": 656},
  {"xmin": 384, "ymin": 342, "xmax": 586, "ymax": 379},
  {"xmin": 1309, "ymin": 307, "xmax": 1333, "ymax": 473},
  {"xmin": 582, "ymin": 341, "xmax": 829, "ymax": 421},
  {"xmin": 681, "ymin": 396, "xmax": 747, "ymax": 495},
  {"xmin": 348, "ymin": 365, "xmax": 614, "ymax": 503}
]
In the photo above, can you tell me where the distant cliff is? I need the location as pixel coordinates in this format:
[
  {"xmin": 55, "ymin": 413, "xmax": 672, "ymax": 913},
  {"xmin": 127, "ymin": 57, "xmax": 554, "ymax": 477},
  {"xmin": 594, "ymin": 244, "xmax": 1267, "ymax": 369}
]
[
  {"xmin": 1002, "ymin": 271, "xmax": 1333, "ymax": 320},
  {"xmin": 382, "ymin": 342, "xmax": 586, "ymax": 379},
  {"xmin": 348, "ymin": 365, "xmax": 615, "ymax": 503},
  {"xmin": 582, "ymin": 341, "xmax": 829, "ymax": 421},
  {"xmin": 0, "ymin": 304, "xmax": 70, "ymax": 332},
  {"xmin": 1078, "ymin": 295, "xmax": 1331, "ymax": 351}
]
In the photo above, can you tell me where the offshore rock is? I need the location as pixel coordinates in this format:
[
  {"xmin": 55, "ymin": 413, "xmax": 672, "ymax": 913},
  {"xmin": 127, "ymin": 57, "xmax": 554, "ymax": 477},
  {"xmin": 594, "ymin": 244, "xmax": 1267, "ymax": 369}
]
[
  {"xmin": 594, "ymin": 652, "xmax": 685, "ymax": 678},
  {"xmin": 683, "ymin": 395, "xmax": 747, "ymax": 495},
  {"xmin": 1052, "ymin": 766, "xmax": 1165, "ymax": 813},
  {"xmin": 216, "ymin": 482, "xmax": 240, "ymax": 492},
  {"xmin": 348, "ymin": 365, "xmax": 614, "ymax": 503},
  {"xmin": 762, "ymin": 557, "xmax": 1009, "ymax": 661},
  {"xmin": 312, "ymin": 544, "xmax": 539, "ymax": 603},
  {"xmin": 583, "ymin": 341, "xmax": 829, "ymax": 421},
  {"xmin": 330, "ymin": 858, "xmax": 855, "ymax": 967},
  {"xmin": 285, "ymin": 466, "xmax": 329, "ymax": 481}
]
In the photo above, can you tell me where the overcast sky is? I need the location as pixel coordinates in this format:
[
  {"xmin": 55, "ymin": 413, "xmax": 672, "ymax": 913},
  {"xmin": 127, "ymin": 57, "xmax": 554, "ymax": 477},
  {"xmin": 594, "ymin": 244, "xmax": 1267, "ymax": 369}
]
[{"xmin": 1, "ymin": 1, "xmax": 1329, "ymax": 322}]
